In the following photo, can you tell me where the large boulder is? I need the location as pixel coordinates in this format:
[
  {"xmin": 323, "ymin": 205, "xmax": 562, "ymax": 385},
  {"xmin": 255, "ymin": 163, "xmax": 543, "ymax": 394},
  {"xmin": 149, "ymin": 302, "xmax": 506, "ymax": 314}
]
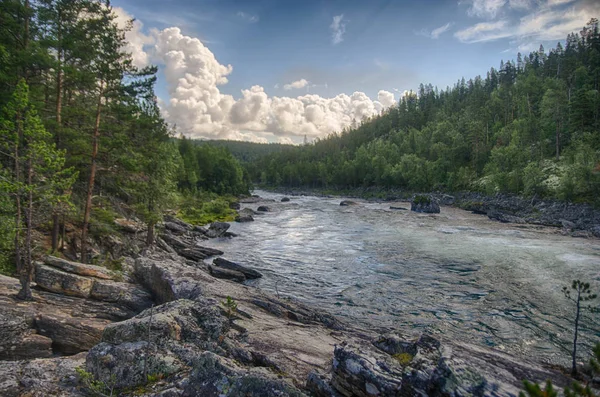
[
  {"xmin": 0, "ymin": 353, "xmax": 86, "ymax": 397},
  {"xmin": 45, "ymin": 256, "xmax": 115, "ymax": 280},
  {"xmin": 89, "ymin": 279, "xmax": 153, "ymax": 312},
  {"xmin": 36, "ymin": 312, "xmax": 110, "ymax": 354},
  {"xmin": 206, "ymin": 222, "xmax": 231, "ymax": 238},
  {"xmin": 257, "ymin": 205, "xmax": 271, "ymax": 212},
  {"xmin": 213, "ymin": 257, "xmax": 262, "ymax": 279},
  {"xmin": 0, "ymin": 304, "xmax": 52, "ymax": 360},
  {"xmin": 134, "ymin": 255, "xmax": 214, "ymax": 303},
  {"xmin": 87, "ymin": 299, "xmax": 228, "ymax": 390},
  {"xmin": 331, "ymin": 345, "xmax": 403, "ymax": 397},
  {"xmin": 410, "ymin": 195, "xmax": 440, "ymax": 214},
  {"xmin": 339, "ymin": 200, "xmax": 357, "ymax": 206},
  {"xmin": 35, "ymin": 263, "xmax": 95, "ymax": 298},
  {"xmin": 183, "ymin": 351, "xmax": 307, "ymax": 397},
  {"xmin": 281, "ymin": 197, "xmax": 291, "ymax": 202},
  {"xmin": 101, "ymin": 299, "xmax": 226, "ymax": 348},
  {"xmin": 164, "ymin": 221, "xmax": 189, "ymax": 234},
  {"xmin": 86, "ymin": 341, "xmax": 183, "ymax": 389}
]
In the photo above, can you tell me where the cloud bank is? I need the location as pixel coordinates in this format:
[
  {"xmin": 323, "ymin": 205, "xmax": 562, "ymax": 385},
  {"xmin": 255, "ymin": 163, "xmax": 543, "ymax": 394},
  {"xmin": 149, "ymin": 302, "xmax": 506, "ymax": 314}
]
[
  {"xmin": 115, "ymin": 8, "xmax": 395, "ymax": 143},
  {"xmin": 456, "ymin": 0, "xmax": 599, "ymax": 45}
]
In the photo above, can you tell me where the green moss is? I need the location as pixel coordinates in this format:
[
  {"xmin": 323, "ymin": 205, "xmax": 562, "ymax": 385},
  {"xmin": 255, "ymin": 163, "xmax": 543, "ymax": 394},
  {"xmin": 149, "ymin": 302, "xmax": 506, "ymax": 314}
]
[
  {"xmin": 392, "ymin": 352, "xmax": 414, "ymax": 366},
  {"xmin": 413, "ymin": 195, "xmax": 431, "ymax": 205}
]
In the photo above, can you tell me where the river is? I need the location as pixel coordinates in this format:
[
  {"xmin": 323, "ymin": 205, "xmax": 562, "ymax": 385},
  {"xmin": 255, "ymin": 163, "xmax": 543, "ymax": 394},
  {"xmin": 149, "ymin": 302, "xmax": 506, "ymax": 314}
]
[{"xmin": 203, "ymin": 190, "xmax": 600, "ymax": 367}]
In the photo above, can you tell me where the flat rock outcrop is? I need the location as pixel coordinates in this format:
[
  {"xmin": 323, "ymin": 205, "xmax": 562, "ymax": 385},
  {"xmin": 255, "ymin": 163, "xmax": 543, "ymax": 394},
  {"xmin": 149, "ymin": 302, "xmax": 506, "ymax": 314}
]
[{"xmin": 213, "ymin": 257, "xmax": 262, "ymax": 280}]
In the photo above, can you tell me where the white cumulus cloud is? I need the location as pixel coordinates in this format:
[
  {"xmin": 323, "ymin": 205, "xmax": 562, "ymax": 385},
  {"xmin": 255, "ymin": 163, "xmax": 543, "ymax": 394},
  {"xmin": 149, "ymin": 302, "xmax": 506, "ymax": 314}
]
[
  {"xmin": 283, "ymin": 79, "xmax": 309, "ymax": 90},
  {"xmin": 117, "ymin": 13, "xmax": 396, "ymax": 143}
]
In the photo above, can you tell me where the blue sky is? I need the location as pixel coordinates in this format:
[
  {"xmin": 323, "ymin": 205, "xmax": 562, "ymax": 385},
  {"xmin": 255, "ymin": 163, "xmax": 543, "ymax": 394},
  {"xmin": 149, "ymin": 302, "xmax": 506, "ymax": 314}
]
[{"xmin": 111, "ymin": 0, "xmax": 599, "ymax": 143}]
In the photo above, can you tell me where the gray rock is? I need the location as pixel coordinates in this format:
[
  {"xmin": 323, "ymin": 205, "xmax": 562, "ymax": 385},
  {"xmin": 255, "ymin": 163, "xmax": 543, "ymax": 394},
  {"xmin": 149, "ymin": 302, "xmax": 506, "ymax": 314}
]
[
  {"xmin": 591, "ymin": 225, "xmax": 600, "ymax": 238},
  {"xmin": 36, "ymin": 312, "xmax": 110, "ymax": 354},
  {"xmin": 134, "ymin": 256, "xmax": 213, "ymax": 303},
  {"xmin": 230, "ymin": 202, "xmax": 241, "ymax": 210},
  {"xmin": 213, "ymin": 257, "xmax": 262, "ymax": 279},
  {"xmin": 257, "ymin": 205, "xmax": 271, "ymax": 212},
  {"xmin": 0, "ymin": 353, "xmax": 86, "ymax": 397},
  {"xmin": 35, "ymin": 263, "xmax": 94, "ymax": 298},
  {"xmin": 101, "ymin": 299, "xmax": 227, "ymax": 348},
  {"xmin": 206, "ymin": 222, "xmax": 231, "ymax": 238},
  {"xmin": 45, "ymin": 256, "xmax": 115, "ymax": 280},
  {"xmin": 411, "ymin": 195, "xmax": 440, "ymax": 214},
  {"xmin": 389, "ymin": 206, "xmax": 408, "ymax": 211},
  {"xmin": 281, "ymin": 197, "xmax": 291, "ymax": 202},
  {"xmin": 86, "ymin": 341, "xmax": 183, "ymax": 389},
  {"xmin": 208, "ymin": 265, "xmax": 247, "ymax": 282},
  {"xmin": 339, "ymin": 200, "xmax": 357, "ymax": 206},
  {"xmin": 164, "ymin": 221, "xmax": 189, "ymax": 234},
  {"xmin": 182, "ymin": 351, "xmax": 307, "ymax": 397},
  {"xmin": 306, "ymin": 371, "xmax": 342, "ymax": 397},
  {"xmin": 239, "ymin": 196, "xmax": 262, "ymax": 204},
  {"xmin": 89, "ymin": 279, "xmax": 153, "ymax": 312},
  {"xmin": 114, "ymin": 217, "xmax": 146, "ymax": 233},
  {"xmin": 236, "ymin": 214, "xmax": 254, "ymax": 223},
  {"xmin": 331, "ymin": 344, "xmax": 403, "ymax": 397}
]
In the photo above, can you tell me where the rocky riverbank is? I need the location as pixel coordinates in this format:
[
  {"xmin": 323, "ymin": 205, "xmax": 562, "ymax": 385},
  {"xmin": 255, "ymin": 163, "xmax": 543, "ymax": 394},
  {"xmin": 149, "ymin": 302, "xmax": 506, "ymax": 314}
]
[
  {"xmin": 0, "ymin": 198, "xmax": 577, "ymax": 396},
  {"xmin": 264, "ymin": 187, "xmax": 600, "ymax": 238}
]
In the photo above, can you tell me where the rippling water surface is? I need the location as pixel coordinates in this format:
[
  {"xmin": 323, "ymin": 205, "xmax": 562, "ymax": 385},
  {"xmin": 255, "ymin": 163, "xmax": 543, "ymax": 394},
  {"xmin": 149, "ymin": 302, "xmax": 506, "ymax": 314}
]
[{"xmin": 204, "ymin": 190, "xmax": 600, "ymax": 366}]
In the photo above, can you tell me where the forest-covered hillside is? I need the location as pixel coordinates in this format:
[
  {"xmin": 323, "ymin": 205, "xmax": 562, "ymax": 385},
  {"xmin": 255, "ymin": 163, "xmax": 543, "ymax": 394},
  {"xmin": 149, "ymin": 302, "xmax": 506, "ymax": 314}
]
[{"xmin": 252, "ymin": 19, "xmax": 600, "ymax": 204}]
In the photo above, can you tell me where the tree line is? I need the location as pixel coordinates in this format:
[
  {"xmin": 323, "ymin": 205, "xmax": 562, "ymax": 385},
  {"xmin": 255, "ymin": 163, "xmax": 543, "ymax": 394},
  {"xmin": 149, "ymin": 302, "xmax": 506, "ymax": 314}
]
[
  {"xmin": 251, "ymin": 19, "xmax": 600, "ymax": 204},
  {"xmin": 0, "ymin": 0, "xmax": 249, "ymax": 298}
]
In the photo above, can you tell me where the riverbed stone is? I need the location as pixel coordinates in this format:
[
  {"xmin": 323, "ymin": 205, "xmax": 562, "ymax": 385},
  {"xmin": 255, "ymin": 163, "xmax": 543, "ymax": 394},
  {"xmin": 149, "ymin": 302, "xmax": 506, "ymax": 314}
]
[
  {"xmin": 339, "ymin": 200, "xmax": 357, "ymax": 206},
  {"xmin": 213, "ymin": 257, "xmax": 262, "ymax": 279},
  {"xmin": 208, "ymin": 265, "xmax": 247, "ymax": 282},
  {"xmin": 410, "ymin": 195, "xmax": 440, "ymax": 213},
  {"xmin": 206, "ymin": 222, "xmax": 231, "ymax": 238},
  {"xmin": 257, "ymin": 205, "xmax": 271, "ymax": 212}
]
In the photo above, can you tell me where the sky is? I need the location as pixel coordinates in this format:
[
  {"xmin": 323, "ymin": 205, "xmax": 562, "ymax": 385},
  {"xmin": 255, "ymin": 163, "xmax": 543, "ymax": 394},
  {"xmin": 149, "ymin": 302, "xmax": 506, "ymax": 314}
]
[{"xmin": 111, "ymin": 0, "xmax": 600, "ymax": 144}]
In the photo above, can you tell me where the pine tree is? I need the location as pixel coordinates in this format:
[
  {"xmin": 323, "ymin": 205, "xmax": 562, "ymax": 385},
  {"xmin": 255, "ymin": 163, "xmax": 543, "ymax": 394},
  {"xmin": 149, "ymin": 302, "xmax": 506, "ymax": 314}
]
[{"xmin": 0, "ymin": 79, "xmax": 75, "ymax": 299}]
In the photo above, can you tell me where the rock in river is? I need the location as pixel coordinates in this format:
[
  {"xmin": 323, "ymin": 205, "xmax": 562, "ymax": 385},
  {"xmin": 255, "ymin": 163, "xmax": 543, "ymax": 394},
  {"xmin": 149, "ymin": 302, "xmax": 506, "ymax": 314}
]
[
  {"xmin": 206, "ymin": 221, "xmax": 231, "ymax": 238},
  {"xmin": 257, "ymin": 205, "xmax": 271, "ymax": 212},
  {"xmin": 281, "ymin": 197, "xmax": 291, "ymax": 202},
  {"xmin": 208, "ymin": 265, "xmax": 247, "ymax": 282},
  {"xmin": 339, "ymin": 200, "xmax": 357, "ymax": 206},
  {"xmin": 410, "ymin": 195, "xmax": 440, "ymax": 213},
  {"xmin": 213, "ymin": 257, "xmax": 262, "ymax": 279}
]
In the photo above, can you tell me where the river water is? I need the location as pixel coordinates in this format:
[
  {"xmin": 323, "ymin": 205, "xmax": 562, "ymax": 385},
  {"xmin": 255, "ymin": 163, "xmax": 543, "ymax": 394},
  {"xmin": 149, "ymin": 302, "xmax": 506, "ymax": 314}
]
[{"xmin": 203, "ymin": 190, "xmax": 600, "ymax": 367}]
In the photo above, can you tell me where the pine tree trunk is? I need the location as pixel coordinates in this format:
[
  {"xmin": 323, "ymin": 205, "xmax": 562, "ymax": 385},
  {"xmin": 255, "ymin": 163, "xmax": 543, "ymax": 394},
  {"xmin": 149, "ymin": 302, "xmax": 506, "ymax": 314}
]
[
  {"xmin": 51, "ymin": 213, "xmax": 59, "ymax": 252},
  {"xmin": 13, "ymin": 135, "xmax": 22, "ymax": 290},
  {"xmin": 17, "ymin": 159, "xmax": 33, "ymax": 301},
  {"xmin": 146, "ymin": 221, "xmax": 155, "ymax": 246},
  {"xmin": 81, "ymin": 82, "xmax": 104, "ymax": 264},
  {"xmin": 51, "ymin": 30, "xmax": 63, "ymax": 252}
]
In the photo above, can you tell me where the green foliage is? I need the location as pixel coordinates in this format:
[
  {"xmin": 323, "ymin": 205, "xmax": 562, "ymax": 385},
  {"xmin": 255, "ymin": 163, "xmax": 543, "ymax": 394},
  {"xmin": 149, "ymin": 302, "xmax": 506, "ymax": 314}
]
[
  {"xmin": 519, "ymin": 380, "xmax": 558, "ymax": 397},
  {"xmin": 222, "ymin": 295, "xmax": 238, "ymax": 320},
  {"xmin": 412, "ymin": 195, "xmax": 431, "ymax": 205},
  {"xmin": 0, "ymin": 184, "xmax": 15, "ymax": 275},
  {"xmin": 75, "ymin": 366, "xmax": 115, "ymax": 397},
  {"xmin": 249, "ymin": 19, "xmax": 600, "ymax": 206},
  {"xmin": 177, "ymin": 194, "xmax": 237, "ymax": 225}
]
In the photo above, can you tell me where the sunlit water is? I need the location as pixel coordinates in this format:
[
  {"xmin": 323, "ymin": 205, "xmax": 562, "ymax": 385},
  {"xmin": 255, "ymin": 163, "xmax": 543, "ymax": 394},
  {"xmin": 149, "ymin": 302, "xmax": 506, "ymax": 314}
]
[{"xmin": 203, "ymin": 190, "xmax": 600, "ymax": 366}]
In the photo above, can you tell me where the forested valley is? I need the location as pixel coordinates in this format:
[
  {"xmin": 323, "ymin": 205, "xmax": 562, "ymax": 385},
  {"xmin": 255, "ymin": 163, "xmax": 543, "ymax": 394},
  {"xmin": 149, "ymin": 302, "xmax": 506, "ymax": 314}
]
[
  {"xmin": 249, "ymin": 19, "xmax": 600, "ymax": 205},
  {"xmin": 0, "ymin": 0, "xmax": 250, "ymax": 286}
]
